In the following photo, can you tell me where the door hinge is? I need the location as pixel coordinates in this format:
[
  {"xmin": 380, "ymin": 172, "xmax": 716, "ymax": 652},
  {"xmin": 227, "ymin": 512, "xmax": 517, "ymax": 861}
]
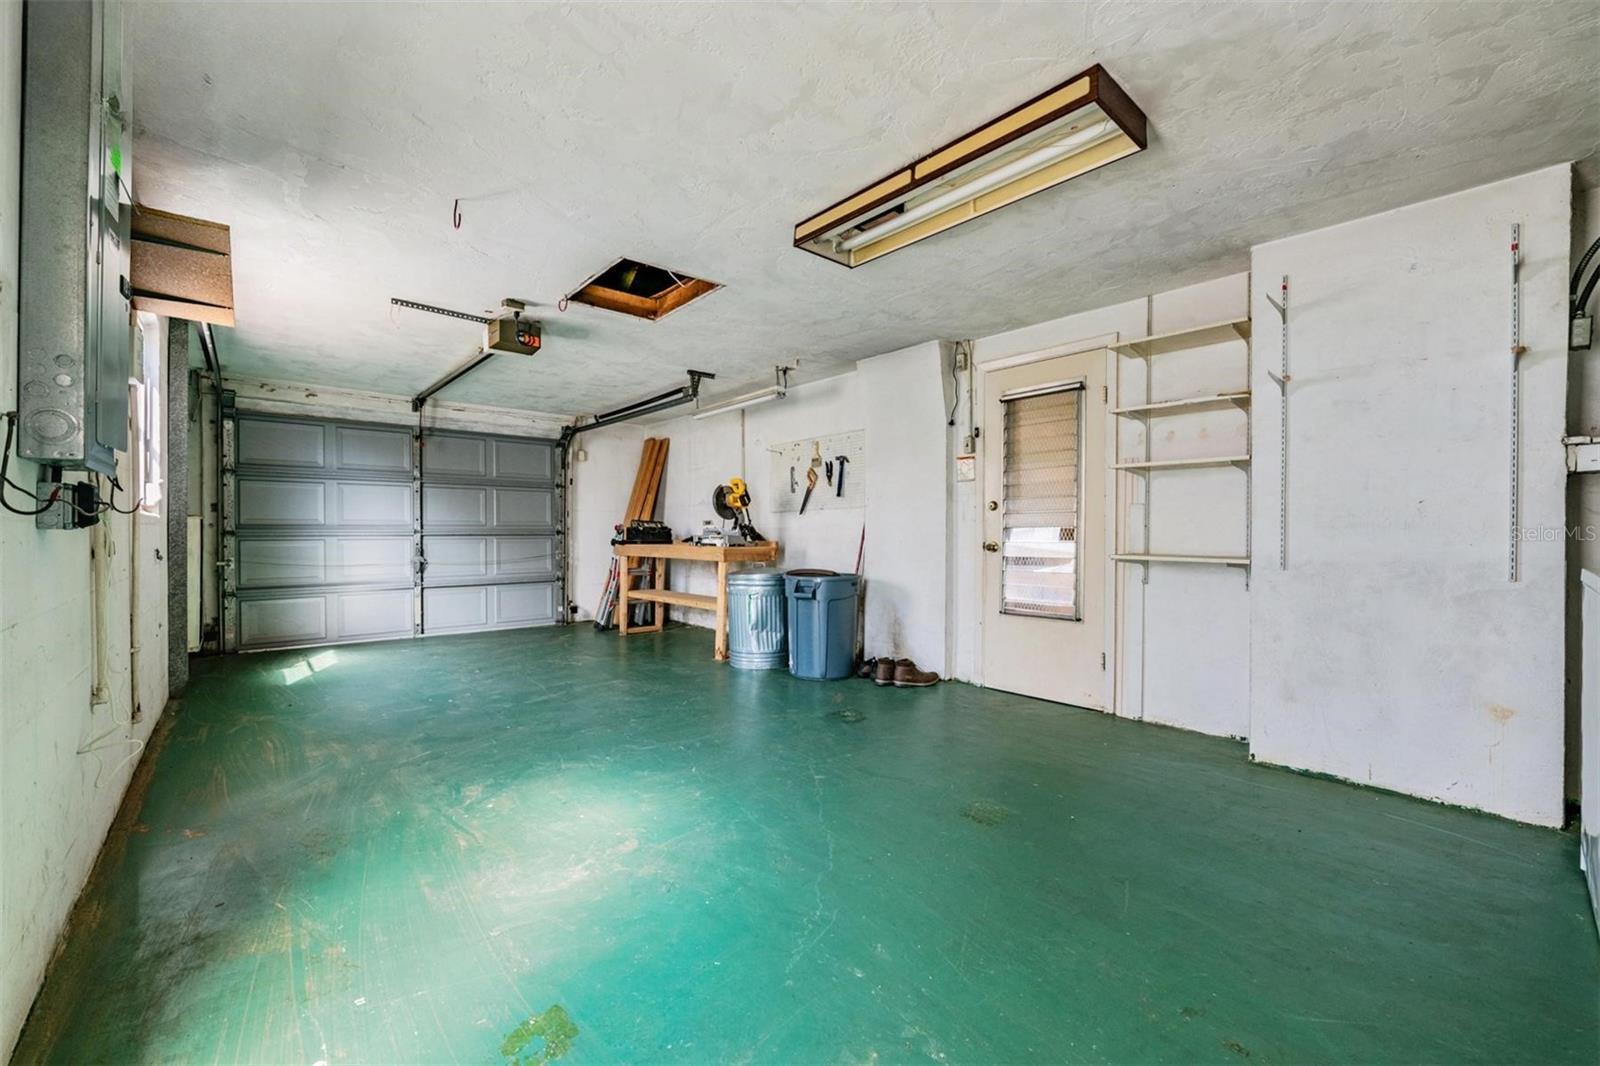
[
  {"xmin": 1101, "ymin": 652, "xmax": 1106, "ymax": 670},
  {"xmin": 1102, "ymin": 384, "xmax": 1108, "ymax": 403}
]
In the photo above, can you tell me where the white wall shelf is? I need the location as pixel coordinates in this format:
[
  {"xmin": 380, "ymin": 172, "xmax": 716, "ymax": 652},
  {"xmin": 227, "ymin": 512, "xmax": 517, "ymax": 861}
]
[
  {"xmin": 1113, "ymin": 391, "xmax": 1250, "ymax": 416},
  {"xmin": 1112, "ymin": 311, "xmax": 1253, "ymax": 583},
  {"xmin": 1111, "ymin": 317, "xmax": 1252, "ymax": 358},
  {"xmin": 1114, "ymin": 454, "xmax": 1250, "ymax": 471},
  {"xmin": 1112, "ymin": 553, "xmax": 1251, "ymax": 568}
]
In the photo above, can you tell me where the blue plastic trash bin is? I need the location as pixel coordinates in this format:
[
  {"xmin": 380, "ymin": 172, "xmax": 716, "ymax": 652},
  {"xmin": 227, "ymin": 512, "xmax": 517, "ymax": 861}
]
[
  {"xmin": 783, "ymin": 570, "xmax": 859, "ymax": 680},
  {"xmin": 727, "ymin": 570, "xmax": 787, "ymax": 670}
]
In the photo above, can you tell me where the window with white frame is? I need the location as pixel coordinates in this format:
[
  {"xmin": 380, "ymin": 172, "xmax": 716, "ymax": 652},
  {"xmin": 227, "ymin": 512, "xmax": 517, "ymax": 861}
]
[
  {"xmin": 999, "ymin": 384, "xmax": 1082, "ymax": 620},
  {"xmin": 129, "ymin": 312, "xmax": 163, "ymax": 516}
]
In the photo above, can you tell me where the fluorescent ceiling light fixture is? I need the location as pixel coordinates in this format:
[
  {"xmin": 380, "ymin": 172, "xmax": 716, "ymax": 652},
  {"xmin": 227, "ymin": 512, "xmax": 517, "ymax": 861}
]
[
  {"xmin": 693, "ymin": 366, "xmax": 792, "ymax": 420},
  {"xmin": 794, "ymin": 65, "xmax": 1147, "ymax": 268}
]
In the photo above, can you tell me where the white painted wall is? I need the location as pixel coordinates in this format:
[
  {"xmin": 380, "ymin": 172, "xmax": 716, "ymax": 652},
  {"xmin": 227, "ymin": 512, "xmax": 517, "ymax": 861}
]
[
  {"xmin": 570, "ymin": 343, "xmax": 953, "ymax": 673},
  {"xmin": 955, "ymin": 275, "xmax": 1254, "ymax": 740},
  {"xmin": 856, "ymin": 342, "xmax": 950, "ymax": 671},
  {"xmin": 0, "ymin": 6, "xmax": 170, "ymax": 1053},
  {"xmin": 1248, "ymin": 165, "xmax": 1572, "ymax": 827},
  {"xmin": 577, "ymin": 373, "xmax": 869, "ymax": 627},
  {"xmin": 567, "ymin": 421, "xmax": 650, "ymax": 623}
]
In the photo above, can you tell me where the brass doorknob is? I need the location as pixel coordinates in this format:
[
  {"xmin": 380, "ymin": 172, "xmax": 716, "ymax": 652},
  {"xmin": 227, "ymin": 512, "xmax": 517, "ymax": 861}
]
[{"xmin": 983, "ymin": 540, "xmax": 1000, "ymax": 553}]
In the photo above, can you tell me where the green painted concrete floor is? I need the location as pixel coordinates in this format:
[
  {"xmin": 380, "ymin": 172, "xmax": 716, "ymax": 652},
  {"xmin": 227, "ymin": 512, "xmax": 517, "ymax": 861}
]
[{"xmin": 14, "ymin": 626, "xmax": 1600, "ymax": 1065}]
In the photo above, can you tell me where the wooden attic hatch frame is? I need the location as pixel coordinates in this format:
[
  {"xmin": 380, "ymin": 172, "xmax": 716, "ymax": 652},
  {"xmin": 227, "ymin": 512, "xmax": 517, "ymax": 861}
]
[
  {"xmin": 129, "ymin": 205, "xmax": 235, "ymax": 326},
  {"xmin": 565, "ymin": 257, "xmax": 720, "ymax": 321}
]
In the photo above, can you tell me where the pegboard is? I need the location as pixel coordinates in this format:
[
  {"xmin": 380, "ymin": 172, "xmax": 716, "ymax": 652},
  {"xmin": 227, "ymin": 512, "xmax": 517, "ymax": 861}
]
[{"xmin": 768, "ymin": 430, "xmax": 864, "ymax": 513}]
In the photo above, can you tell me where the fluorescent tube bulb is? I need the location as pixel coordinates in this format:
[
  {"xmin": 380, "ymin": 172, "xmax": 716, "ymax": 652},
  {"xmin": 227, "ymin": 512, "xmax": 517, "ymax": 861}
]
[
  {"xmin": 692, "ymin": 386, "xmax": 785, "ymax": 420},
  {"xmin": 836, "ymin": 120, "xmax": 1119, "ymax": 253}
]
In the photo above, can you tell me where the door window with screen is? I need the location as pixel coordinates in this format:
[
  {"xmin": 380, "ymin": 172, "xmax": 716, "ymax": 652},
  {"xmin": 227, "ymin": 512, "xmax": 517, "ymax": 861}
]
[{"xmin": 1000, "ymin": 384, "xmax": 1082, "ymax": 620}]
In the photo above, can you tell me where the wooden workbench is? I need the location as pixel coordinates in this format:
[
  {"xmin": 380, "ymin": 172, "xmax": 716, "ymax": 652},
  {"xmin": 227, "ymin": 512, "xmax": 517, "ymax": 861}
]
[{"xmin": 612, "ymin": 541, "xmax": 781, "ymax": 660}]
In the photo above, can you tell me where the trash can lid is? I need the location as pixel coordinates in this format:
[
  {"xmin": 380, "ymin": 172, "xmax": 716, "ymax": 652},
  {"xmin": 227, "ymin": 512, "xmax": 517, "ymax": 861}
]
[
  {"xmin": 728, "ymin": 569, "xmax": 785, "ymax": 587},
  {"xmin": 785, "ymin": 568, "xmax": 838, "ymax": 577}
]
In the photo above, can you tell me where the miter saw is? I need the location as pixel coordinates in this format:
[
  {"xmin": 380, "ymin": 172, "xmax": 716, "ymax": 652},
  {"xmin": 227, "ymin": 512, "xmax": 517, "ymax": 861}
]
[{"xmin": 705, "ymin": 477, "xmax": 766, "ymax": 545}]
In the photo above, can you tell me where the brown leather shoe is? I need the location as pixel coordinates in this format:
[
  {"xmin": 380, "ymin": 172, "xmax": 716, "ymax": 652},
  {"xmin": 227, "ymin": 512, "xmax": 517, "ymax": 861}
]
[
  {"xmin": 893, "ymin": 660, "xmax": 939, "ymax": 688},
  {"xmin": 872, "ymin": 659, "xmax": 897, "ymax": 686}
]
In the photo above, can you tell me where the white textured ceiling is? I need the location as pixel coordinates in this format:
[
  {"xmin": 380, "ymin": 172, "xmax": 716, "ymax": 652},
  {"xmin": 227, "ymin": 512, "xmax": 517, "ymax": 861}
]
[{"xmin": 128, "ymin": 0, "xmax": 1599, "ymax": 416}]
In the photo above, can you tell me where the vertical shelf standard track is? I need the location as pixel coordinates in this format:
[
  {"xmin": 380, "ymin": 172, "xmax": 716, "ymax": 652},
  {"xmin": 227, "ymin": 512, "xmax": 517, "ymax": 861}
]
[
  {"xmin": 1264, "ymin": 276, "xmax": 1289, "ymax": 570},
  {"xmin": 1509, "ymin": 224, "xmax": 1524, "ymax": 583}
]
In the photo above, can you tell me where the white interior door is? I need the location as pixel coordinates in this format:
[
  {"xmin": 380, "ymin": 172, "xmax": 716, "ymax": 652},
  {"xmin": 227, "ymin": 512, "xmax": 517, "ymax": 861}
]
[{"xmin": 980, "ymin": 348, "xmax": 1108, "ymax": 708}]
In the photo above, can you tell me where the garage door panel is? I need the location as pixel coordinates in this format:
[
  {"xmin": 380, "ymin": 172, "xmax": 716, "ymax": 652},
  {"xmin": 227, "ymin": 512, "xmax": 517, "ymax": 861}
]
[
  {"xmin": 335, "ymin": 426, "xmax": 413, "ymax": 474},
  {"xmin": 239, "ymin": 419, "xmax": 326, "ymax": 470},
  {"xmin": 421, "ymin": 534, "xmax": 557, "ymax": 584},
  {"xmin": 494, "ymin": 487, "xmax": 554, "ymax": 528},
  {"xmin": 336, "ymin": 481, "xmax": 413, "ymax": 527},
  {"xmin": 239, "ymin": 589, "xmax": 413, "ymax": 649},
  {"xmin": 330, "ymin": 538, "xmax": 414, "ymax": 585},
  {"xmin": 238, "ymin": 538, "xmax": 327, "ymax": 588},
  {"xmin": 422, "ymin": 484, "xmax": 489, "ymax": 528},
  {"xmin": 423, "ymin": 585, "xmax": 489, "ymax": 631},
  {"xmin": 495, "ymin": 582, "xmax": 557, "ymax": 626},
  {"xmin": 238, "ymin": 536, "xmax": 412, "ymax": 589},
  {"xmin": 423, "ymin": 433, "xmax": 556, "ymax": 483},
  {"xmin": 240, "ymin": 595, "xmax": 328, "ymax": 647},
  {"xmin": 422, "ymin": 435, "xmax": 488, "ymax": 479},
  {"xmin": 336, "ymin": 589, "xmax": 415, "ymax": 640},
  {"xmin": 232, "ymin": 414, "xmax": 561, "ymax": 650},
  {"xmin": 238, "ymin": 478, "xmax": 413, "ymax": 531},
  {"xmin": 237, "ymin": 418, "xmax": 414, "ymax": 479},
  {"xmin": 422, "ymin": 486, "xmax": 554, "ymax": 531},
  {"xmin": 424, "ymin": 536, "xmax": 490, "ymax": 582},
  {"xmin": 238, "ymin": 478, "xmax": 327, "ymax": 527},
  {"xmin": 423, "ymin": 582, "xmax": 557, "ymax": 633},
  {"xmin": 495, "ymin": 535, "xmax": 557, "ymax": 579},
  {"xmin": 493, "ymin": 439, "xmax": 555, "ymax": 482}
]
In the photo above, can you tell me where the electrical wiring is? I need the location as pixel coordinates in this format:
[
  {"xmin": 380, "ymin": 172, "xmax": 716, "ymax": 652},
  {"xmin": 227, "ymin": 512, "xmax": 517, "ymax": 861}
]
[
  {"xmin": 1573, "ymin": 236, "xmax": 1600, "ymax": 331},
  {"xmin": 1, "ymin": 412, "xmax": 153, "ymax": 520},
  {"xmin": 1578, "ymin": 258, "xmax": 1600, "ymax": 321},
  {"xmin": 0, "ymin": 411, "xmax": 62, "ymax": 516},
  {"xmin": 97, "ymin": 474, "xmax": 146, "ymax": 516},
  {"xmin": 1574, "ymin": 236, "xmax": 1600, "ymax": 298}
]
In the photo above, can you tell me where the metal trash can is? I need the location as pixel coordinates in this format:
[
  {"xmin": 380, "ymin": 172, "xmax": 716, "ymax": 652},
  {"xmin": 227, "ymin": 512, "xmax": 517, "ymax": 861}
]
[
  {"xmin": 783, "ymin": 570, "xmax": 859, "ymax": 680},
  {"xmin": 727, "ymin": 570, "xmax": 787, "ymax": 670}
]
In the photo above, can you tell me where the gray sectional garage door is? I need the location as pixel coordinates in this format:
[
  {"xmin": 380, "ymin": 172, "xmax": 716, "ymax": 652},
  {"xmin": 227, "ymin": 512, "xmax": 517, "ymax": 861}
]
[{"xmin": 226, "ymin": 414, "xmax": 562, "ymax": 651}]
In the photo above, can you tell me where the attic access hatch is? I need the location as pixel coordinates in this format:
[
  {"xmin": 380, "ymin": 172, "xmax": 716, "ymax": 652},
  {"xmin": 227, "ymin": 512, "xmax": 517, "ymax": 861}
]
[{"xmin": 566, "ymin": 258, "xmax": 720, "ymax": 321}]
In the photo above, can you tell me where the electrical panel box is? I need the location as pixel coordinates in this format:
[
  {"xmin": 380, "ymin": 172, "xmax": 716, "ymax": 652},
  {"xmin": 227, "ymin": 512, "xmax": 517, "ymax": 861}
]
[{"xmin": 17, "ymin": 0, "xmax": 132, "ymax": 476}]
